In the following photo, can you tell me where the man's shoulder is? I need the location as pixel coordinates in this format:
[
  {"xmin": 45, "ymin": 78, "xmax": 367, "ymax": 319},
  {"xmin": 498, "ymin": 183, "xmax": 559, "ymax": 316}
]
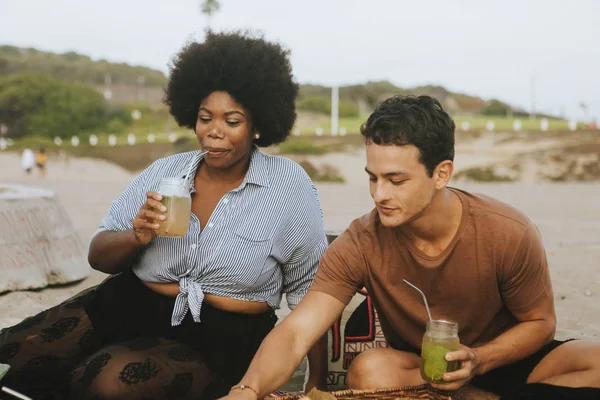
[
  {"xmin": 454, "ymin": 188, "xmax": 531, "ymax": 231},
  {"xmin": 347, "ymin": 209, "xmax": 380, "ymax": 236}
]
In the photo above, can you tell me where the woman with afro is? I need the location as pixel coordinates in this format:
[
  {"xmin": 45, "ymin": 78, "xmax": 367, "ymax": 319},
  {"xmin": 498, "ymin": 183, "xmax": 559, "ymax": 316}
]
[{"xmin": 0, "ymin": 31, "xmax": 329, "ymax": 399}]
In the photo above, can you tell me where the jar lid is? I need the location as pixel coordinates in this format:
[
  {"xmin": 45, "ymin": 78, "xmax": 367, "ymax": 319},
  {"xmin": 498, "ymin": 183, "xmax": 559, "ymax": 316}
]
[
  {"xmin": 427, "ymin": 319, "xmax": 459, "ymax": 332},
  {"xmin": 160, "ymin": 177, "xmax": 187, "ymax": 186}
]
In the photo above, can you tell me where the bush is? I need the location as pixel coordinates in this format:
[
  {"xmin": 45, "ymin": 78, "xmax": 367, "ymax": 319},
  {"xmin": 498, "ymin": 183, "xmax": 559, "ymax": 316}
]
[
  {"xmin": 482, "ymin": 99, "xmax": 511, "ymax": 116},
  {"xmin": 297, "ymin": 95, "xmax": 359, "ymax": 117},
  {"xmin": 299, "ymin": 160, "xmax": 345, "ymax": 183},
  {"xmin": 106, "ymin": 118, "xmax": 127, "ymax": 133},
  {"xmin": 338, "ymin": 101, "xmax": 360, "ymax": 117},
  {"xmin": 11, "ymin": 136, "xmax": 58, "ymax": 152},
  {"xmin": 279, "ymin": 139, "xmax": 329, "ymax": 155},
  {"xmin": 172, "ymin": 135, "xmax": 198, "ymax": 153},
  {"xmin": 0, "ymin": 73, "xmax": 109, "ymax": 138},
  {"xmin": 297, "ymin": 95, "xmax": 330, "ymax": 114},
  {"xmin": 106, "ymin": 104, "xmax": 134, "ymax": 125},
  {"xmin": 299, "ymin": 160, "xmax": 318, "ymax": 178},
  {"xmin": 454, "ymin": 166, "xmax": 515, "ymax": 182}
]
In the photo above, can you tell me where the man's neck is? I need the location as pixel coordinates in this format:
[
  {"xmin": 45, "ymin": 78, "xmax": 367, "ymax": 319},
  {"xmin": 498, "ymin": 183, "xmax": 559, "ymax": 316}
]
[{"xmin": 399, "ymin": 188, "xmax": 463, "ymax": 257}]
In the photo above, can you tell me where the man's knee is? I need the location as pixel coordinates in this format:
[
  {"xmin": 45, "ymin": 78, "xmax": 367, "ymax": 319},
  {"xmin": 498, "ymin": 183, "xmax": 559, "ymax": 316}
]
[
  {"xmin": 346, "ymin": 349, "xmax": 419, "ymax": 389},
  {"xmin": 574, "ymin": 341, "xmax": 600, "ymax": 370},
  {"xmin": 530, "ymin": 340, "xmax": 600, "ymax": 384},
  {"xmin": 347, "ymin": 350, "xmax": 384, "ymax": 387}
]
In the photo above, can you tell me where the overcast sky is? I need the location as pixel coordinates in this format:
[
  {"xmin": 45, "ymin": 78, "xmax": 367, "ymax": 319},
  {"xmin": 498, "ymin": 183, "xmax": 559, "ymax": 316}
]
[{"xmin": 2, "ymin": 0, "xmax": 599, "ymax": 120}]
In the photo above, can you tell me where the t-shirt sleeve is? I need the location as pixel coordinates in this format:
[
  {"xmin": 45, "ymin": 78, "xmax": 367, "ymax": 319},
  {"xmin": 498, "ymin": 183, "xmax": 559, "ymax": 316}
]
[
  {"xmin": 309, "ymin": 227, "xmax": 367, "ymax": 306},
  {"xmin": 500, "ymin": 221, "xmax": 553, "ymax": 314}
]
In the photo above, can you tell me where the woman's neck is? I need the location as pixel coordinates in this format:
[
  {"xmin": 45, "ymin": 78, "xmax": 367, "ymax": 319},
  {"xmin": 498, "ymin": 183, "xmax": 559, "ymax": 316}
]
[{"xmin": 196, "ymin": 153, "xmax": 252, "ymax": 186}]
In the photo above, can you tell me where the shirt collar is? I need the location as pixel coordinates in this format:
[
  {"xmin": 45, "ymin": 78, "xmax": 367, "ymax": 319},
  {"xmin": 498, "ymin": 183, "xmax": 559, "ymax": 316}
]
[{"xmin": 244, "ymin": 146, "xmax": 270, "ymax": 188}]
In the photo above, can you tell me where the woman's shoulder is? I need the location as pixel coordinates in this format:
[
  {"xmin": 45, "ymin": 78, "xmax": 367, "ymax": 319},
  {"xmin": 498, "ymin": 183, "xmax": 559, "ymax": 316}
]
[{"xmin": 259, "ymin": 152, "xmax": 311, "ymax": 183}]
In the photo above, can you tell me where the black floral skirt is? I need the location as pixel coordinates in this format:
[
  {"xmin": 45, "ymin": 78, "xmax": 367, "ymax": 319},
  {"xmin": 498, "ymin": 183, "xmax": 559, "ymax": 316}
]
[{"xmin": 0, "ymin": 270, "xmax": 277, "ymax": 400}]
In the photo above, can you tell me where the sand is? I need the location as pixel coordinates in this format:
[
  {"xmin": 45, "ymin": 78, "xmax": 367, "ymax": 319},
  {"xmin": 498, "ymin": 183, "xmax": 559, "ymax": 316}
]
[
  {"xmin": 1, "ymin": 141, "xmax": 599, "ymax": 397},
  {"xmin": 1, "ymin": 145, "xmax": 599, "ymax": 337}
]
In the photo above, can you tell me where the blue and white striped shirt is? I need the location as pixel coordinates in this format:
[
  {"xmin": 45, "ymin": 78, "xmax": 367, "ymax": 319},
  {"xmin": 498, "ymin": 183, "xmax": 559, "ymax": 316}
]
[{"xmin": 94, "ymin": 148, "xmax": 328, "ymax": 326}]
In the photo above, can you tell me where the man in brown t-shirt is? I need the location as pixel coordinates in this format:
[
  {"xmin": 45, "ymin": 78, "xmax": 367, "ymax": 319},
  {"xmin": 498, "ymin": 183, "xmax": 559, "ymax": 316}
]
[
  {"xmin": 222, "ymin": 96, "xmax": 600, "ymax": 400},
  {"xmin": 315, "ymin": 188, "xmax": 552, "ymax": 356}
]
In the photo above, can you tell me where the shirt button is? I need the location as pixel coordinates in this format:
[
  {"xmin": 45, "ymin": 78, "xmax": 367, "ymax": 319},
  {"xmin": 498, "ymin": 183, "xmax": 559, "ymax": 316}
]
[
  {"xmin": 223, "ymin": 198, "xmax": 229, "ymax": 204},
  {"xmin": 208, "ymin": 222, "xmax": 214, "ymax": 228},
  {"xmin": 191, "ymin": 243, "xmax": 197, "ymax": 249}
]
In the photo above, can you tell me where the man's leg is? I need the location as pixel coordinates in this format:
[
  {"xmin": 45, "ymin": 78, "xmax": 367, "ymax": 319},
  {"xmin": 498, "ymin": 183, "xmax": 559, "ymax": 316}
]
[
  {"xmin": 527, "ymin": 340, "xmax": 600, "ymax": 387},
  {"xmin": 346, "ymin": 348, "xmax": 426, "ymax": 389}
]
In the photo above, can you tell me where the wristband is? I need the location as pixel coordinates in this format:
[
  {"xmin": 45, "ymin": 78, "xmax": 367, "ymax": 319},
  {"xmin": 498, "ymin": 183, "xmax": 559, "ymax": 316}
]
[{"xmin": 230, "ymin": 384, "xmax": 259, "ymax": 398}]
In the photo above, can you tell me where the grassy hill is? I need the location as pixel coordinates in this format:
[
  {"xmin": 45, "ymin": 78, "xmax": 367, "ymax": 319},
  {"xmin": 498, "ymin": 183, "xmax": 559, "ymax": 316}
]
[
  {"xmin": 1, "ymin": 45, "xmax": 526, "ymax": 118},
  {"xmin": 0, "ymin": 45, "xmax": 166, "ymax": 87}
]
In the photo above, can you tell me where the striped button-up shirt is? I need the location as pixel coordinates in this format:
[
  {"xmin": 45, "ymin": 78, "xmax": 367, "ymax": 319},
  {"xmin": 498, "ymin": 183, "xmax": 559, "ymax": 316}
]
[{"xmin": 94, "ymin": 148, "xmax": 328, "ymax": 326}]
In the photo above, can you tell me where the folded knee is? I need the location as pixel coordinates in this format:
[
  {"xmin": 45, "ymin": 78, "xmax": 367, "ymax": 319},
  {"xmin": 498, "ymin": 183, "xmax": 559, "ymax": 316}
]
[{"xmin": 346, "ymin": 350, "xmax": 388, "ymax": 388}]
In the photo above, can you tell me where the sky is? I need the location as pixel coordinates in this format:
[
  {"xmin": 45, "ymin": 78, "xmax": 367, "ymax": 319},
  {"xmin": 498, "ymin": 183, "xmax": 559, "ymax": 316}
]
[{"xmin": 1, "ymin": 0, "xmax": 599, "ymax": 121}]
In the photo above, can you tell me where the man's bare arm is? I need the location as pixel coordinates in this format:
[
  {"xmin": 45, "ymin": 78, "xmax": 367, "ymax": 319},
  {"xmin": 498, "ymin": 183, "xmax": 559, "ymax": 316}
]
[
  {"xmin": 222, "ymin": 291, "xmax": 346, "ymax": 399},
  {"xmin": 433, "ymin": 295, "xmax": 556, "ymax": 390},
  {"xmin": 474, "ymin": 297, "xmax": 556, "ymax": 375},
  {"xmin": 306, "ymin": 334, "xmax": 329, "ymax": 391}
]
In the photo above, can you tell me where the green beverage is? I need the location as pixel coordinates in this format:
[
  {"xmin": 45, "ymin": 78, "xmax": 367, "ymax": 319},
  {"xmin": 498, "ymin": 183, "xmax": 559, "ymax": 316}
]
[{"xmin": 420, "ymin": 320, "xmax": 460, "ymax": 383}]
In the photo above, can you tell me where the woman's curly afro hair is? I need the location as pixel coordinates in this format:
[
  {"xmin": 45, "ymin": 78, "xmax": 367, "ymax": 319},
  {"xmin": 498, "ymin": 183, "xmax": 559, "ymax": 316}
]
[{"xmin": 164, "ymin": 30, "xmax": 299, "ymax": 147}]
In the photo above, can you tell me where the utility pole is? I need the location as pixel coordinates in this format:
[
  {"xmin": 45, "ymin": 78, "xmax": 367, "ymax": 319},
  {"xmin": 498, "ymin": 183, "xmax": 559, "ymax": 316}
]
[
  {"xmin": 579, "ymin": 102, "xmax": 589, "ymax": 123},
  {"xmin": 529, "ymin": 75, "xmax": 536, "ymax": 120},
  {"xmin": 136, "ymin": 76, "xmax": 146, "ymax": 102},
  {"xmin": 331, "ymin": 86, "xmax": 339, "ymax": 135},
  {"xmin": 200, "ymin": 0, "xmax": 220, "ymax": 30}
]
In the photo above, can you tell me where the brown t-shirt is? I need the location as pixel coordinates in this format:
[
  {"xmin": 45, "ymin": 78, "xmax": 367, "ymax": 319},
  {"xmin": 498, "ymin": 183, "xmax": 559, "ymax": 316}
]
[{"xmin": 311, "ymin": 188, "xmax": 553, "ymax": 350}]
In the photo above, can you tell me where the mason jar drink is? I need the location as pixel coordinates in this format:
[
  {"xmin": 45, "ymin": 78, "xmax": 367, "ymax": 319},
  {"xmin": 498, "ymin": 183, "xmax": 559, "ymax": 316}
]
[
  {"xmin": 155, "ymin": 178, "xmax": 191, "ymax": 238},
  {"xmin": 420, "ymin": 319, "xmax": 461, "ymax": 383}
]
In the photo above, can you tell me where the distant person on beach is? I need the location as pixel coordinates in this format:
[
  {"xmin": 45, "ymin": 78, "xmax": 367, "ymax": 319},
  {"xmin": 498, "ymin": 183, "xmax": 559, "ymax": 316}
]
[
  {"xmin": 20, "ymin": 148, "xmax": 35, "ymax": 175},
  {"xmin": 222, "ymin": 96, "xmax": 600, "ymax": 400},
  {"xmin": 0, "ymin": 31, "xmax": 328, "ymax": 399},
  {"xmin": 35, "ymin": 147, "xmax": 47, "ymax": 177}
]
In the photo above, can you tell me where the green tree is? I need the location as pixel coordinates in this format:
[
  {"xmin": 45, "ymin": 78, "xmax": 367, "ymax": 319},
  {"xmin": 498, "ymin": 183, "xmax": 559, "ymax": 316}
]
[
  {"xmin": 0, "ymin": 73, "xmax": 111, "ymax": 137},
  {"xmin": 200, "ymin": 0, "xmax": 220, "ymax": 16},
  {"xmin": 482, "ymin": 99, "xmax": 511, "ymax": 116},
  {"xmin": 297, "ymin": 95, "xmax": 359, "ymax": 117}
]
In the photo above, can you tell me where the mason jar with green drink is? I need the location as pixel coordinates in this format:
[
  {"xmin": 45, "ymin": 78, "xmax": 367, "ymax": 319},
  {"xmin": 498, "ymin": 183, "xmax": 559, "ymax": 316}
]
[{"xmin": 420, "ymin": 319, "xmax": 461, "ymax": 383}]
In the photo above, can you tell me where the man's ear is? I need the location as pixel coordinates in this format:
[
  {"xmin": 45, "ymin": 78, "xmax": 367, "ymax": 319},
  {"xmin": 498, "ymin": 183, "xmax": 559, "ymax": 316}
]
[{"xmin": 433, "ymin": 160, "xmax": 454, "ymax": 189}]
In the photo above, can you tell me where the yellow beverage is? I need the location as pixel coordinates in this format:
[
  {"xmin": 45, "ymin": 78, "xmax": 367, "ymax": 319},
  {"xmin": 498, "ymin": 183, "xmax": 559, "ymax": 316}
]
[
  {"xmin": 420, "ymin": 320, "xmax": 460, "ymax": 383},
  {"xmin": 156, "ymin": 195, "xmax": 191, "ymax": 238}
]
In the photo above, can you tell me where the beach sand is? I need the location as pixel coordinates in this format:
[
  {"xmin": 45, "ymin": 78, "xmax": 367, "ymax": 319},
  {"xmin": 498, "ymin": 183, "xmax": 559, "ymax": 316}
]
[{"xmin": 1, "ymin": 143, "xmax": 599, "ymax": 396}]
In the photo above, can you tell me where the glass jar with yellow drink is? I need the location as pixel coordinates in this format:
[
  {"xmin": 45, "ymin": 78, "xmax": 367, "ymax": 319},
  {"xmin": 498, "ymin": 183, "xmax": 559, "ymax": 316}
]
[
  {"xmin": 155, "ymin": 178, "xmax": 191, "ymax": 238},
  {"xmin": 420, "ymin": 319, "xmax": 460, "ymax": 383}
]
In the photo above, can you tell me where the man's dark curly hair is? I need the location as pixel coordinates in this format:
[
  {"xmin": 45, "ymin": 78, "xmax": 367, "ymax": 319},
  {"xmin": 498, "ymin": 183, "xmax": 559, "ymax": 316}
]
[
  {"xmin": 164, "ymin": 30, "xmax": 298, "ymax": 147},
  {"xmin": 360, "ymin": 95, "xmax": 455, "ymax": 176}
]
